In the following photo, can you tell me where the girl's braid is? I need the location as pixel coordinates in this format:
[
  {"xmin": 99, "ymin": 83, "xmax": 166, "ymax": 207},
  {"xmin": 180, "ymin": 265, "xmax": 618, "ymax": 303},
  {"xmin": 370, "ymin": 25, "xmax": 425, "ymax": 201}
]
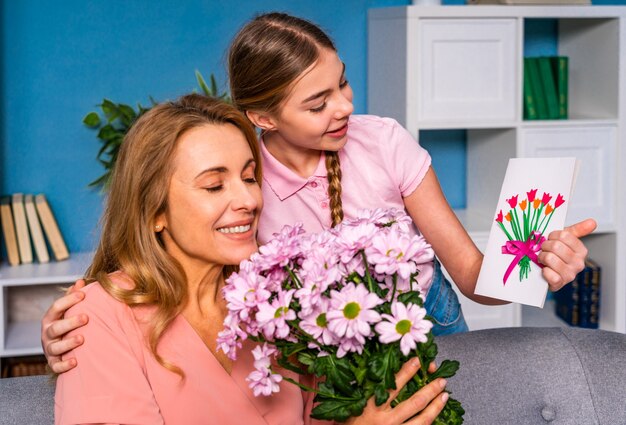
[{"xmin": 325, "ymin": 151, "xmax": 344, "ymax": 227}]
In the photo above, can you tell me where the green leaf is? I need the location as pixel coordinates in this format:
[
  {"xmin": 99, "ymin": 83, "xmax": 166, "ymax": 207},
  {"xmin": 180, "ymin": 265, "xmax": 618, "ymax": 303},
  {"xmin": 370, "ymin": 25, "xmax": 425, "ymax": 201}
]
[
  {"xmin": 83, "ymin": 112, "xmax": 101, "ymax": 127},
  {"xmin": 353, "ymin": 362, "xmax": 367, "ymax": 386},
  {"xmin": 418, "ymin": 336, "xmax": 438, "ymax": 366},
  {"xmin": 367, "ymin": 344, "xmax": 400, "ymax": 389},
  {"xmin": 88, "ymin": 172, "xmax": 109, "ymax": 188},
  {"xmin": 210, "ymin": 74, "xmax": 219, "ymax": 96},
  {"xmin": 398, "ymin": 291, "xmax": 423, "ymax": 306},
  {"xmin": 373, "ymin": 383, "xmax": 390, "ymax": 406},
  {"xmin": 118, "ymin": 103, "xmax": 136, "ymax": 120},
  {"xmin": 117, "ymin": 103, "xmax": 137, "ymax": 127},
  {"xmin": 276, "ymin": 355, "xmax": 306, "ymax": 375},
  {"xmin": 393, "ymin": 377, "xmax": 418, "ymax": 406},
  {"xmin": 326, "ymin": 358, "xmax": 357, "ymax": 396},
  {"xmin": 310, "ymin": 398, "xmax": 358, "ymax": 422},
  {"xmin": 280, "ymin": 342, "xmax": 308, "ymax": 357},
  {"xmin": 297, "ymin": 351, "xmax": 316, "ymax": 370},
  {"xmin": 429, "ymin": 360, "xmax": 460, "ymax": 380},
  {"xmin": 349, "ymin": 397, "xmax": 368, "ymax": 418},
  {"xmin": 100, "ymin": 99, "xmax": 118, "ymax": 119},
  {"xmin": 97, "ymin": 124, "xmax": 122, "ymax": 142},
  {"xmin": 196, "ymin": 70, "xmax": 211, "ymax": 96},
  {"xmin": 433, "ymin": 396, "xmax": 465, "ymax": 424}
]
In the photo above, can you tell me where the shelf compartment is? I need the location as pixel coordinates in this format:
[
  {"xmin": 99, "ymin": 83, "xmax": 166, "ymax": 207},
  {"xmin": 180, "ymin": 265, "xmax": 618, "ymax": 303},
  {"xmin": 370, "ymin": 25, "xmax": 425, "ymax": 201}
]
[
  {"xmin": 2, "ymin": 285, "xmax": 61, "ymax": 356},
  {"xmin": 519, "ymin": 123, "xmax": 617, "ymax": 228},
  {"xmin": 418, "ymin": 18, "xmax": 518, "ymax": 124},
  {"xmin": 559, "ymin": 18, "xmax": 620, "ymax": 121},
  {"xmin": 3, "ymin": 320, "xmax": 44, "ymax": 356},
  {"xmin": 0, "ymin": 252, "xmax": 92, "ymax": 357}
]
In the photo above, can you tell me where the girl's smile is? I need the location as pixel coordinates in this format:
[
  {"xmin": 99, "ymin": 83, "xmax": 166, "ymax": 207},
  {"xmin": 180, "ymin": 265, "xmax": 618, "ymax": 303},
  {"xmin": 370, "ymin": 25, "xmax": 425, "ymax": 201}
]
[{"xmin": 325, "ymin": 122, "xmax": 349, "ymax": 139}]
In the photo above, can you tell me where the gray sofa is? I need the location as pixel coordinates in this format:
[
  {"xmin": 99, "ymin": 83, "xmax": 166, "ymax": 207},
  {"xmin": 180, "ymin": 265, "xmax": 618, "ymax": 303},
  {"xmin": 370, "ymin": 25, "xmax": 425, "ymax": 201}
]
[{"xmin": 1, "ymin": 327, "xmax": 625, "ymax": 424}]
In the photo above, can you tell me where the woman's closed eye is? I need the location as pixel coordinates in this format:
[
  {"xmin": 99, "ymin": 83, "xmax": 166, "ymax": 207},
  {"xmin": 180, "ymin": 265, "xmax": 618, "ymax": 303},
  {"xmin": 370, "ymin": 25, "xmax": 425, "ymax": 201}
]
[
  {"xmin": 310, "ymin": 102, "xmax": 327, "ymax": 113},
  {"xmin": 205, "ymin": 185, "xmax": 223, "ymax": 193}
]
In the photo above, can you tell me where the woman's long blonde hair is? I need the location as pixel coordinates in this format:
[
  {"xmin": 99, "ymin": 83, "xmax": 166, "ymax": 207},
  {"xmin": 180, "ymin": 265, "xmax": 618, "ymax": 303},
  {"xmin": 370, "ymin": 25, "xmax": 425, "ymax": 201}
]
[
  {"xmin": 85, "ymin": 93, "xmax": 262, "ymax": 374},
  {"xmin": 229, "ymin": 12, "xmax": 344, "ymax": 226}
]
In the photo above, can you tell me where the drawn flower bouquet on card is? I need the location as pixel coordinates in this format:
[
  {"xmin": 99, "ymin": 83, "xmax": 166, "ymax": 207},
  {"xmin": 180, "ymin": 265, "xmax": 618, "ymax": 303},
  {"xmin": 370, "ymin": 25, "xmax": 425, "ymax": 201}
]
[
  {"xmin": 495, "ymin": 189, "xmax": 566, "ymax": 285},
  {"xmin": 218, "ymin": 208, "xmax": 464, "ymax": 424}
]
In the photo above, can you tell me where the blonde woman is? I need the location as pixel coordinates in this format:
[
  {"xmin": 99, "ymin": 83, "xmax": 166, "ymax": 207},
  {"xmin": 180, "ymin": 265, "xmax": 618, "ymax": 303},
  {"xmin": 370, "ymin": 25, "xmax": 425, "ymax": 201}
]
[{"xmin": 54, "ymin": 94, "xmax": 448, "ymax": 425}]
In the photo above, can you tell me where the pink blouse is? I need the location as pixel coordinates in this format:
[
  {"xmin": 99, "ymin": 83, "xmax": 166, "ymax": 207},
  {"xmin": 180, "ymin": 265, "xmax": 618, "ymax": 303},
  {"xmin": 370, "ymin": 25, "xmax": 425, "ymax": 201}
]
[{"xmin": 55, "ymin": 273, "xmax": 331, "ymax": 425}]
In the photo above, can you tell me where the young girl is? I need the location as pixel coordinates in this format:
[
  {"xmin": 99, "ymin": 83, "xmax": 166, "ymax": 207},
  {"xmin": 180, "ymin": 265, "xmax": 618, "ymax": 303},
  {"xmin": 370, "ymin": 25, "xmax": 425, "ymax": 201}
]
[
  {"xmin": 42, "ymin": 12, "xmax": 594, "ymax": 372},
  {"xmin": 226, "ymin": 12, "xmax": 594, "ymax": 333}
]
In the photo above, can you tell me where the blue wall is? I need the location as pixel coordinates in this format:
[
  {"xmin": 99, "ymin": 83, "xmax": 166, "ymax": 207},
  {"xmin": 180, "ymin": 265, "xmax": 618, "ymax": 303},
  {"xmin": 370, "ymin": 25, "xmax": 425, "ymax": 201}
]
[
  {"xmin": 1, "ymin": 0, "xmax": 624, "ymax": 253},
  {"xmin": 0, "ymin": 0, "xmax": 409, "ymax": 253}
]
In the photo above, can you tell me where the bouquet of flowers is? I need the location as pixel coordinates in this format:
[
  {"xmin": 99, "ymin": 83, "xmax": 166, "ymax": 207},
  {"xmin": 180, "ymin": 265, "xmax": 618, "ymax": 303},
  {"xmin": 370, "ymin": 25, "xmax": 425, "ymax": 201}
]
[
  {"xmin": 218, "ymin": 208, "xmax": 464, "ymax": 423},
  {"xmin": 496, "ymin": 189, "xmax": 566, "ymax": 284}
]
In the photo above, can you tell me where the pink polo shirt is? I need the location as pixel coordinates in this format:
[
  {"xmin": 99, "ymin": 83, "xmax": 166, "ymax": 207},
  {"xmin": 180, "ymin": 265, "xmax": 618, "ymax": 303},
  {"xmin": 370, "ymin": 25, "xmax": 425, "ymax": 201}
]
[{"xmin": 259, "ymin": 114, "xmax": 435, "ymax": 290}]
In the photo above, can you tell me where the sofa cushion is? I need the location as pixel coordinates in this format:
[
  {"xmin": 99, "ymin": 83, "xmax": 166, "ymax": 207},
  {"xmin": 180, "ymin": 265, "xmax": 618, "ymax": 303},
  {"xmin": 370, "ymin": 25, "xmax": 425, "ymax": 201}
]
[
  {"xmin": 437, "ymin": 327, "xmax": 626, "ymax": 424},
  {"xmin": 0, "ymin": 374, "xmax": 55, "ymax": 424}
]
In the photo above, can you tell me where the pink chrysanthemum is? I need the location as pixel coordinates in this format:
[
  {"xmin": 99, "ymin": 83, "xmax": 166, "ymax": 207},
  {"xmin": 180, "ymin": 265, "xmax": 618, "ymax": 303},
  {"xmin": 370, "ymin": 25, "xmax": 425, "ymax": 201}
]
[
  {"xmin": 334, "ymin": 221, "xmax": 378, "ymax": 264},
  {"xmin": 223, "ymin": 270, "xmax": 271, "ymax": 322},
  {"xmin": 246, "ymin": 343, "xmax": 282, "ymax": 396},
  {"xmin": 366, "ymin": 228, "xmax": 433, "ymax": 280},
  {"xmin": 375, "ymin": 302, "xmax": 433, "ymax": 356},
  {"xmin": 299, "ymin": 298, "xmax": 337, "ymax": 348},
  {"xmin": 327, "ymin": 283, "xmax": 383, "ymax": 343},
  {"xmin": 298, "ymin": 262, "xmax": 341, "ymax": 313},
  {"xmin": 256, "ymin": 289, "xmax": 296, "ymax": 340},
  {"xmin": 336, "ymin": 335, "xmax": 366, "ymax": 358},
  {"xmin": 254, "ymin": 223, "xmax": 305, "ymax": 272}
]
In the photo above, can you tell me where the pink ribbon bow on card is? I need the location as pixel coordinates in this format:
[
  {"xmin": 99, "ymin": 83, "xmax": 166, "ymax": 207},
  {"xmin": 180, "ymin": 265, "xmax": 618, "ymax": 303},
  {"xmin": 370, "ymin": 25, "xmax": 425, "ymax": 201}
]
[{"xmin": 501, "ymin": 231, "xmax": 545, "ymax": 285}]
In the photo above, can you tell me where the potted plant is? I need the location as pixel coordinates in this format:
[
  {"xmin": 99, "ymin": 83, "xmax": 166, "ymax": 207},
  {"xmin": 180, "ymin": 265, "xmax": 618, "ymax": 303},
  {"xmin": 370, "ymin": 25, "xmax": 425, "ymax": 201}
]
[{"xmin": 83, "ymin": 71, "xmax": 230, "ymax": 189}]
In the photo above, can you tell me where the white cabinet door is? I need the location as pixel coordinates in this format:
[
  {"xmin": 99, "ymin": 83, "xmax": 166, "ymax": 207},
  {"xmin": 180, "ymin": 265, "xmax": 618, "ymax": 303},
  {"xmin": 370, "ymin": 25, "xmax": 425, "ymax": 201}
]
[
  {"xmin": 418, "ymin": 19, "xmax": 518, "ymax": 124},
  {"xmin": 520, "ymin": 125, "xmax": 617, "ymax": 229}
]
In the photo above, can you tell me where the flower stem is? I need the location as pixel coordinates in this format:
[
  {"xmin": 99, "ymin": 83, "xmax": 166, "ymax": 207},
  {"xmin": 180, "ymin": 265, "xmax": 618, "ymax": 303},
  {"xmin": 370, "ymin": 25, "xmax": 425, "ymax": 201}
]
[
  {"xmin": 539, "ymin": 211, "xmax": 555, "ymax": 235},
  {"xmin": 285, "ymin": 266, "xmax": 303, "ymax": 289},
  {"xmin": 361, "ymin": 250, "xmax": 375, "ymax": 294},
  {"xmin": 497, "ymin": 221, "xmax": 514, "ymax": 241}
]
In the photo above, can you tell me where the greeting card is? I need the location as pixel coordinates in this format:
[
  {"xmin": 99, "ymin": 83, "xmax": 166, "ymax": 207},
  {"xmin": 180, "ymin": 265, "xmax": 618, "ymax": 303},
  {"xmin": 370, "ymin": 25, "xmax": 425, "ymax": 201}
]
[{"xmin": 474, "ymin": 157, "xmax": 579, "ymax": 307}]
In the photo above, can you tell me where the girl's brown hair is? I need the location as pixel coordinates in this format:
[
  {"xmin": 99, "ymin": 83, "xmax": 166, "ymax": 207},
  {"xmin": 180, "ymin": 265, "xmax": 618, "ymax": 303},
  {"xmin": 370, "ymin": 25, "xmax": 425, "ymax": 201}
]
[
  {"xmin": 229, "ymin": 12, "xmax": 344, "ymax": 226},
  {"xmin": 85, "ymin": 93, "xmax": 261, "ymax": 375}
]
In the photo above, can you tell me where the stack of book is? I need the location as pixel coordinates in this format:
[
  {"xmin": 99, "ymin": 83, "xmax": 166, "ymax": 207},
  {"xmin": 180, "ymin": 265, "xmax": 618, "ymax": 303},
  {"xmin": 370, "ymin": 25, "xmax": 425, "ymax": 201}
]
[
  {"xmin": 0, "ymin": 193, "xmax": 69, "ymax": 266},
  {"xmin": 553, "ymin": 259, "xmax": 601, "ymax": 329},
  {"xmin": 523, "ymin": 56, "xmax": 568, "ymax": 121}
]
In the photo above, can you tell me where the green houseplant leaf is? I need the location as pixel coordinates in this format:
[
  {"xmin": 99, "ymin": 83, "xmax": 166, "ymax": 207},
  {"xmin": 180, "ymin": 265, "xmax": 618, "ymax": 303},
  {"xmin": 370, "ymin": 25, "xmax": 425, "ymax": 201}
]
[{"xmin": 84, "ymin": 71, "xmax": 230, "ymax": 190}]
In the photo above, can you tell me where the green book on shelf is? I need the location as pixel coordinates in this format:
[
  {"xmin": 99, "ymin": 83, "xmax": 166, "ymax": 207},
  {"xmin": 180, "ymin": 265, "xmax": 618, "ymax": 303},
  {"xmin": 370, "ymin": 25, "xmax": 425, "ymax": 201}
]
[
  {"xmin": 538, "ymin": 56, "xmax": 560, "ymax": 120},
  {"xmin": 550, "ymin": 56, "xmax": 569, "ymax": 119},
  {"xmin": 523, "ymin": 57, "xmax": 538, "ymax": 120},
  {"xmin": 526, "ymin": 58, "xmax": 548, "ymax": 119}
]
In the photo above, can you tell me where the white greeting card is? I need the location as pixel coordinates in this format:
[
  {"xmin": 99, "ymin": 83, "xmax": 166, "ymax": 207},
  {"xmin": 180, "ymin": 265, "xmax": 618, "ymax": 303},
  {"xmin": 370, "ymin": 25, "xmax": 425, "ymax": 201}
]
[{"xmin": 474, "ymin": 157, "xmax": 579, "ymax": 307}]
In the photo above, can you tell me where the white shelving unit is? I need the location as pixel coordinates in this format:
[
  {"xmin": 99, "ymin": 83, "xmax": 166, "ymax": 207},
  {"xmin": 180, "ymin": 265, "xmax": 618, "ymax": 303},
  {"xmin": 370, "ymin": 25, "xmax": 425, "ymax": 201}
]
[
  {"xmin": 0, "ymin": 252, "xmax": 93, "ymax": 358},
  {"xmin": 368, "ymin": 5, "xmax": 626, "ymax": 332}
]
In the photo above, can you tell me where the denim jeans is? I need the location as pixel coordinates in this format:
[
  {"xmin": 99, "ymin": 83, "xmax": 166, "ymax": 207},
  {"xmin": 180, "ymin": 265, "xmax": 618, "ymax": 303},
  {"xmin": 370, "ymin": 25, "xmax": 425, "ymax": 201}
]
[{"xmin": 424, "ymin": 259, "xmax": 469, "ymax": 336}]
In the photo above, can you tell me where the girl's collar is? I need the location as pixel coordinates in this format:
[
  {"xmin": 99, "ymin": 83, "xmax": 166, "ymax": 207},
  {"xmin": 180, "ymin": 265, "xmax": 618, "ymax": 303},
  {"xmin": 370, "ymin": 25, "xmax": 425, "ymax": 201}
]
[{"xmin": 259, "ymin": 140, "xmax": 327, "ymax": 200}]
